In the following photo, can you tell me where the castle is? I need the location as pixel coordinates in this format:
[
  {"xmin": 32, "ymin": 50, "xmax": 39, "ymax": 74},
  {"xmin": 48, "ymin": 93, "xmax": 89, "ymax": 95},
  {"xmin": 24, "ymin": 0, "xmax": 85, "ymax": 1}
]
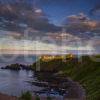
[{"xmin": 40, "ymin": 54, "xmax": 74, "ymax": 62}]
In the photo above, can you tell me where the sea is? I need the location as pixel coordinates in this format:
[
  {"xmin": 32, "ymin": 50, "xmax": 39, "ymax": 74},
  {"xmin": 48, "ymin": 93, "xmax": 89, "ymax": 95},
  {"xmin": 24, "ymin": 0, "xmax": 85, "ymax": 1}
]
[{"xmin": 0, "ymin": 54, "xmax": 41, "ymax": 96}]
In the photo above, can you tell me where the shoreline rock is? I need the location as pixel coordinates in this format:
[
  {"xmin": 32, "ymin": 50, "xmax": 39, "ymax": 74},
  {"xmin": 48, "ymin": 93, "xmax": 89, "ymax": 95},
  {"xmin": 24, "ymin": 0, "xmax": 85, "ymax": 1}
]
[{"xmin": 1, "ymin": 63, "xmax": 33, "ymax": 71}]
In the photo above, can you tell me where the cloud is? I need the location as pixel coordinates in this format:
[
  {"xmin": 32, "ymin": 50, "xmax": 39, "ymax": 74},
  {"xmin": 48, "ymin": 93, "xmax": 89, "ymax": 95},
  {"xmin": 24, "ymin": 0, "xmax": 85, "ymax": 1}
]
[
  {"xmin": 63, "ymin": 13, "xmax": 100, "ymax": 38},
  {"xmin": 0, "ymin": 35, "xmax": 94, "ymax": 55},
  {"xmin": 67, "ymin": 13, "xmax": 90, "ymax": 22},
  {"xmin": 0, "ymin": 2, "xmax": 99, "ymax": 54},
  {"xmin": 90, "ymin": 4, "xmax": 100, "ymax": 16},
  {"xmin": 0, "ymin": 0, "xmax": 61, "ymax": 34},
  {"xmin": 0, "ymin": 28, "xmax": 98, "ymax": 54}
]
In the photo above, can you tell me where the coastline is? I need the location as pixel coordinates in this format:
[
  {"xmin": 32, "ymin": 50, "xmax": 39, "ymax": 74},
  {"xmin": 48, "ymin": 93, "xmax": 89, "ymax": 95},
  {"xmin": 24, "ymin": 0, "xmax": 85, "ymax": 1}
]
[{"xmin": 0, "ymin": 78, "xmax": 86, "ymax": 100}]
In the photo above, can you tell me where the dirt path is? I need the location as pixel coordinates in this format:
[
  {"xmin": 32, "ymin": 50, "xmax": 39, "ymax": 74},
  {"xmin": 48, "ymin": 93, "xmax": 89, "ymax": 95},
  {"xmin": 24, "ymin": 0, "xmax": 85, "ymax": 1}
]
[{"xmin": 63, "ymin": 78, "xmax": 86, "ymax": 100}]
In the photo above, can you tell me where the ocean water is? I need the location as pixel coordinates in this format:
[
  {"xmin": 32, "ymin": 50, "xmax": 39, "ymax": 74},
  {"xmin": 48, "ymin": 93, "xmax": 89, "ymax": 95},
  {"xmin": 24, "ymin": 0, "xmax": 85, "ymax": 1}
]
[
  {"xmin": 0, "ymin": 54, "xmax": 66, "ymax": 99},
  {"xmin": 0, "ymin": 54, "xmax": 41, "ymax": 96},
  {"xmin": 0, "ymin": 69, "xmax": 43, "ymax": 96}
]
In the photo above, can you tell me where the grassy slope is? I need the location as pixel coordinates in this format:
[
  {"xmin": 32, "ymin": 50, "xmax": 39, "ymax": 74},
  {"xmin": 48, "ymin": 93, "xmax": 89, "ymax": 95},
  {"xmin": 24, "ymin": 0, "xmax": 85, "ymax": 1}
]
[
  {"xmin": 63, "ymin": 56, "xmax": 100, "ymax": 100},
  {"xmin": 32, "ymin": 56, "xmax": 100, "ymax": 100}
]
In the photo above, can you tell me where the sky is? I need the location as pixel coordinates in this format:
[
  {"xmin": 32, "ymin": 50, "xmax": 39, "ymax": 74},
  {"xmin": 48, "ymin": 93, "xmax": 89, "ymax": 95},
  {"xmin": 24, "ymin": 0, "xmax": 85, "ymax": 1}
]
[
  {"xmin": 39, "ymin": 0, "xmax": 100, "ymax": 25},
  {"xmin": 0, "ymin": 0, "xmax": 100, "ymax": 54}
]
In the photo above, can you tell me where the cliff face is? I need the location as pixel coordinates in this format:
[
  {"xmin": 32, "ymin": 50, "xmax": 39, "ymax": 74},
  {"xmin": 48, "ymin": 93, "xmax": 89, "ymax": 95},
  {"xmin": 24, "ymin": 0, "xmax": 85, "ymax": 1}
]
[
  {"xmin": 32, "ymin": 55, "xmax": 100, "ymax": 100},
  {"xmin": 32, "ymin": 54, "xmax": 77, "ymax": 72}
]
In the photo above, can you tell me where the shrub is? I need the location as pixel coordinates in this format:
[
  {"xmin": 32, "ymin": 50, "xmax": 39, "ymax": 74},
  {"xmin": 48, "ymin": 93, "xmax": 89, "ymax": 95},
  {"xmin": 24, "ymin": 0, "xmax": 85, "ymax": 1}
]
[
  {"xmin": 47, "ymin": 96, "xmax": 52, "ymax": 100},
  {"xmin": 35, "ymin": 95, "xmax": 40, "ymax": 100},
  {"xmin": 20, "ymin": 91, "xmax": 32, "ymax": 100}
]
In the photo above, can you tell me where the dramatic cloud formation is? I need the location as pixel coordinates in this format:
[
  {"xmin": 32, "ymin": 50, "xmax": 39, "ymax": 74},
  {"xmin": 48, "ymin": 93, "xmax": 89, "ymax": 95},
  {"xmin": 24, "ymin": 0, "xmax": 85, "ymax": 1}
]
[
  {"xmin": 0, "ymin": 12, "xmax": 99, "ymax": 54},
  {"xmin": 0, "ymin": 0, "xmax": 61, "ymax": 34},
  {"xmin": 63, "ymin": 13, "xmax": 100, "ymax": 39},
  {"xmin": 0, "ymin": 0, "xmax": 99, "ymax": 54},
  {"xmin": 0, "ymin": 35, "xmax": 94, "ymax": 55}
]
